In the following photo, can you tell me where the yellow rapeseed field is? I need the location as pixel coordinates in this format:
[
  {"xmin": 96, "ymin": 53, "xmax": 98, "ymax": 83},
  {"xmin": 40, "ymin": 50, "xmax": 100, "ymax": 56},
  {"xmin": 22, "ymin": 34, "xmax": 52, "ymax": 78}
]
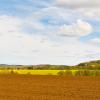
[
  {"xmin": 13, "ymin": 70, "xmax": 66, "ymax": 75},
  {"xmin": 0, "ymin": 70, "xmax": 85, "ymax": 75}
]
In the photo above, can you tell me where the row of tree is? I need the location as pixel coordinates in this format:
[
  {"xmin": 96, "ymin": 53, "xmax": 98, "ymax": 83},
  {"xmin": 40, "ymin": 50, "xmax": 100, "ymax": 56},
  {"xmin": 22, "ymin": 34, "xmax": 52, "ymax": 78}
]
[
  {"xmin": 57, "ymin": 70, "xmax": 100, "ymax": 76},
  {"xmin": 0, "ymin": 60, "xmax": 100, "ymax": 70}
]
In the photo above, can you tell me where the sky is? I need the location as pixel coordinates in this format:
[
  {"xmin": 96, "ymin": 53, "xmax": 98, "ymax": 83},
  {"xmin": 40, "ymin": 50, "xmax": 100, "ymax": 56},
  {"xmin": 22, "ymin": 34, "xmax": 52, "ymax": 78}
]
[{"xmin": 0, "ymin": 0, "xmax": 100, "ymax": 65}]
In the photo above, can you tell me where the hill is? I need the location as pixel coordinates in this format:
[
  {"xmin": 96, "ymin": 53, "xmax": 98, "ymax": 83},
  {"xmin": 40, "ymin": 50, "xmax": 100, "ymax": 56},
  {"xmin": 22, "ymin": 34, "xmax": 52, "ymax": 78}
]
[
  {"xmin": 76, "ymin": 60, "xmax": 100, "ymax": 70},
  {"xmin": 0, "ymin": 60, "xmax": 100, "ymax": 70}
]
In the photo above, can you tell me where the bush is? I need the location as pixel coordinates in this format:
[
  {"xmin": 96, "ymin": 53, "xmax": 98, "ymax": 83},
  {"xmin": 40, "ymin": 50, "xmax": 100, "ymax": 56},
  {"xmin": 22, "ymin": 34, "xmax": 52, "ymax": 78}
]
[
  {"xmin": 75, "ymin": 70, "xmax": 95, "ymax": 76},
  {"xmin": 10, "ymin": 70, "xmax": 14, "ymax": 74},
  {"xmin": 57, "ymin": 70, "xmax": 100, "ymax": 76},
  {"xmin": 95, "ymin": 70, "xmax": 100, "ymax": 76},
  {"xmin": 83, "ymin": 70, "xmax": 91, "ymax": 76},
  {"xmin": 57, "ymin": 71, "xmax": 65, "ymax": 76},
  {"xmin": 64, "ymin": 70, "xmax": 73, "ymax": 76},
  {"xmin": 75, "ymin": 70, "xmax": 85, "ymax": 76},
  {"xmin": 89, "ymin": 70, "xmax": 96, "ymax": 76}
]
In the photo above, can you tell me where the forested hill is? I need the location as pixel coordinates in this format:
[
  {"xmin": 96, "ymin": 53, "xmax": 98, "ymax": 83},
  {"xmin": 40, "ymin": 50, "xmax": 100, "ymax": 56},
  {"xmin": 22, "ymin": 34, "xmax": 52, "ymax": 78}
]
[
  {"xmin": 0, "ymin": 60, "xmax": 100, "ymax": 70},
  {"xmin": 76, "ymin": 60, "xmax": 100, "ymax": 70}
]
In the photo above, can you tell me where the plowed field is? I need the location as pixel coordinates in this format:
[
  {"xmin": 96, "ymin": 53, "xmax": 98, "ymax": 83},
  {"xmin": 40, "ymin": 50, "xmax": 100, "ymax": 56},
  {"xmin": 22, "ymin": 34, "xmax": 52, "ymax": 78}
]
[{"xmin": 0, "ymin": 75, "xmax": 100, "ymax": 100}]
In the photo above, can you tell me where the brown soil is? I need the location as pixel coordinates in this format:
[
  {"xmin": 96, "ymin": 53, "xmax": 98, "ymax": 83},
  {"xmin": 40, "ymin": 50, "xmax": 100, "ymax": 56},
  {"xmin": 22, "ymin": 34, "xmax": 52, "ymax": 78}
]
[{"xmin": 0, "ymin": 75, "xmax": 100, "ymax": 100}]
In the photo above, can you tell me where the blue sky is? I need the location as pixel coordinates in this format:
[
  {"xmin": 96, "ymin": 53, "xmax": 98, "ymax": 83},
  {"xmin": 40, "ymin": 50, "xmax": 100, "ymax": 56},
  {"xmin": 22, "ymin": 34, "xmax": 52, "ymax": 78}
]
[{"xmin": 0, "ymin": 0, "xmax": 100, "ymax": 65}]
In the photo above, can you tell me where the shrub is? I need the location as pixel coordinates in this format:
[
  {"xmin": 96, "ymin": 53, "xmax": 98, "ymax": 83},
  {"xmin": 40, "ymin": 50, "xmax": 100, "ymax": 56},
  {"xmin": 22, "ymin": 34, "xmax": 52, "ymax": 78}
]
[
  {"xmin": 75, "ymin": 70, "xmax": 95, "ymax": 76},
  {"xmin": 95, "ymin": 70, "xmax": 100, "ymax": 76},
  {"xmin": 64, "ymin": 70, "xmax": 73, "ymax": 76},
  {"xmin": 83, "ymin": 70, "xmax": 91, "ymax": 76},
  {"xmin": 57, "ymin": 71, "xmax": 65, "ymax": 76},
  {"xmin": 10, "ymin": 70, "xmax": 14, "ymax": 74},
  {"xmin": 89, "ymin": 70, "xmax": 96, "ymax": 76},
  {"xmin": 75, "ymin": 70, "xmax": 85, "ymax": 76}
]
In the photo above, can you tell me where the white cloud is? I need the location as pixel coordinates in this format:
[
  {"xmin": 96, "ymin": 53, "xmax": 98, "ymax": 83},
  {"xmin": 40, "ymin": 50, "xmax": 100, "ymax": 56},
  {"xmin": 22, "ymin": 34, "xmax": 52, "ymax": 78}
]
[
  {"xmin": 57, "ymin": 19, "xmax": 93, "ymax": 37},
  {"xmin": 0, "ymin": 15, "xmax": 22, "ymax": 33},
  {"xmin": 76, "ymin": 8, "xmax": 100, "ymax": 20},
  {"xmin": 0, "ymin": 0, "xmax": 100, "ymax": 65},
  {"xmin": 32, "ymin": 7, "xmax": 78, "ymax": 24},
  {"xmin": 30, "ymin": 7, "xmax": 93, "ymax": 38},
  {"xmin": 89, "ymin": 38, "xmax": 100, "ymax": 44},
  {"xmin": 56, "ymin": 0, "xmax": 100, "ymax": 8},
  {"xmin": 0, "ymin": 14, "xmax": 100, "ymax": 65},
  {"xmin": 55, "ymin": 0, "xmax": 100, "ymax": 20}
]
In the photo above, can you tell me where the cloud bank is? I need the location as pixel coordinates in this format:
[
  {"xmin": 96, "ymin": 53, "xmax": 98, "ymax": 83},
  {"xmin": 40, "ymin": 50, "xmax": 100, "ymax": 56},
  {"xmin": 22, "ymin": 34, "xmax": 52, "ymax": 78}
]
[{"xmin": 0, "ymin": 0, "xmax": 100, "ymax": 65}]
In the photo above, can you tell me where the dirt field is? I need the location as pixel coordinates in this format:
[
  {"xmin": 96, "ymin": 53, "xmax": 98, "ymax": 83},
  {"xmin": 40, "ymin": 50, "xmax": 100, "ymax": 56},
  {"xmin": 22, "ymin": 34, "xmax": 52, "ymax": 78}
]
[{"xmin": 0, "ymin": 75, "xmax": 100, "ymax": 100}]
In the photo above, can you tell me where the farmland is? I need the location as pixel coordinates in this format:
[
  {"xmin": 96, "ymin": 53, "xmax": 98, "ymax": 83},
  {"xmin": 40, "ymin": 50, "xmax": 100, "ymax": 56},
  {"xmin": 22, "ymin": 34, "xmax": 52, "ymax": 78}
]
[
  {"xmin": 0, "ymin": 70, "xmax": 66, "ymax": 75},
  {"xmin": 0, "ymin": 75, "xmax": 100, "ymax": 100},
  {"xmin": 0, "ymin": 69, "xmax": 100, "ymax": 76},
  {"xmin": 0, "ymin": 60, "xmax": 100, "ymax": 100},
  {"xmin": 0, "ymin": 70, "xmax": 76, "ymax": 75}
]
